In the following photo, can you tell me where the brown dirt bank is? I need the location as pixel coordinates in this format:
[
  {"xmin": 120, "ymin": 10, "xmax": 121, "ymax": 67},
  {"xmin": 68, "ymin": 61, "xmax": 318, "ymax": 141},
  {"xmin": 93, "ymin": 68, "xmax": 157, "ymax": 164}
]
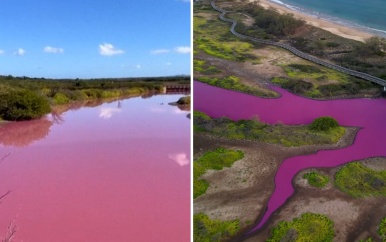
[
  {"xmin": 193, "ymin": 126, "xmax": 358, "ymax": 240},
  {"xmin": 245, "ymin": 157, "xmax": 386, "ymax": 242}
]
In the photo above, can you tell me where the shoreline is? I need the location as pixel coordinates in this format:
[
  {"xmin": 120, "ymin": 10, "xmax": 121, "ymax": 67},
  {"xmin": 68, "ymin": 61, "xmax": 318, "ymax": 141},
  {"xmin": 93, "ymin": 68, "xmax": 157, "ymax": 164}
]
[{"xmin": 249, "ymin": 0, "xmax": 374, "ymax": 42}]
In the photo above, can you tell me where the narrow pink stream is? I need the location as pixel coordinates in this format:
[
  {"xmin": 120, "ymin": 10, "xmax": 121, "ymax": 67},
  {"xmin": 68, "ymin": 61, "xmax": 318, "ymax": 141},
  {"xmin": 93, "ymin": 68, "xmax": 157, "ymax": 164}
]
[
  {"xmin": 194, "ymin": 81, "xmax": 386, "ymax": 234},
  {"xmin": 0, "ymin": 95, "xmax": 190, "ymax": 242}
]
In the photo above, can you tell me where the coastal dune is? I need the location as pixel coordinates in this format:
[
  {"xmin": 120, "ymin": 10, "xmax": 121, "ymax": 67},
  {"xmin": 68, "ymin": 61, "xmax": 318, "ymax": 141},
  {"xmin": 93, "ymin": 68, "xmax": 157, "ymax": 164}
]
[{"xmin": 249, "ymin": 0, "xmax": 373, "ymax": 42}]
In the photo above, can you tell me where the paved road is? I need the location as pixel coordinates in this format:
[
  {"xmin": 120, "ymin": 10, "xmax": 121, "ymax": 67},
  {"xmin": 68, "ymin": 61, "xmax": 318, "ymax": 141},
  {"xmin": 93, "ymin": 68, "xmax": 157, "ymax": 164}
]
[{"xmin": 210, "ymin": 1, "xmax": 386, "ymax": 87}]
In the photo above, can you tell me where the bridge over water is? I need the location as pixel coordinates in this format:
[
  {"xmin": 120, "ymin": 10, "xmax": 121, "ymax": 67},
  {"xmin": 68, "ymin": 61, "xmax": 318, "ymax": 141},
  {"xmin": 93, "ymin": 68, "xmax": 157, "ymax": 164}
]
[
  {"xmin": 162, "ymin": 84, "xmax": 190, "ymax": 94},
  {"xmin": 210, "ymin": 1, "xmax": 386, "ymax": 88}
]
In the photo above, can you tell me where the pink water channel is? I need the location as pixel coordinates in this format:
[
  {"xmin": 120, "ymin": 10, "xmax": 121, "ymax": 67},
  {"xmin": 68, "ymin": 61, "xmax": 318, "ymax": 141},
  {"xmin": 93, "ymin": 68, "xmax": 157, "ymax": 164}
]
[
  {"xmin": 194, "ymin": 81, "xmax": 386, "ymax": 234},
  {"xmin": 0, "ymin": 94, "xmax": 190, "ymax": 242}
]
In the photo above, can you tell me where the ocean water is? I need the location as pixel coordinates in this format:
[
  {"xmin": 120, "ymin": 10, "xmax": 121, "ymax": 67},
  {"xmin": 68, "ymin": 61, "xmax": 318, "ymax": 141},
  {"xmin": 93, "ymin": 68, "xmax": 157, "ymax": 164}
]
[{"xmin": 270, "ymin": 0, "xmax": 386, "ymax": 37}]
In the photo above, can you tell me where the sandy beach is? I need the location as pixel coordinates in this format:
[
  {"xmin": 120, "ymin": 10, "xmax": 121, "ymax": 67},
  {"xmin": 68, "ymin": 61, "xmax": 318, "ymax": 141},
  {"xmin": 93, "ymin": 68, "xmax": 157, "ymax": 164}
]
[{"xmin": 250, "ymin": 0, "xmax": 373, "ymax": 42}]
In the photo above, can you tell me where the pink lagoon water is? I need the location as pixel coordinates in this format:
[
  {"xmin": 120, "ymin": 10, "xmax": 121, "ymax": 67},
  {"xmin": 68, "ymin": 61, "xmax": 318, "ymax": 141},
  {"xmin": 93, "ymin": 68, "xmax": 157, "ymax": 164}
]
[
  {"xmin": 0, "ymin": 94, "xmax": 190, "ymax": 242},
  {"xmin": 194, "ymin": 81, "xmax": 386, "ymax": 233}
]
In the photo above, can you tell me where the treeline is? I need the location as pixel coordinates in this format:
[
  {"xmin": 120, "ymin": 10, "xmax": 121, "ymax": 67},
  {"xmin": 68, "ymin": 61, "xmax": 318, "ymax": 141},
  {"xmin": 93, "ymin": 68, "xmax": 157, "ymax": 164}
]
[{"xmin": 0, "ymin": 75, "xmax": 189, "ymax": 92}]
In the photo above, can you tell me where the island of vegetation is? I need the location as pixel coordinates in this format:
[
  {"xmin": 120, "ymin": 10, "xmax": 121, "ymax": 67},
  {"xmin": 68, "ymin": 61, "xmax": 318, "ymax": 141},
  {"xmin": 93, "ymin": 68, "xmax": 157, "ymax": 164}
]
[{"xmin": 194, "ymin": 111, "xmax": 346, "ymax": 147}]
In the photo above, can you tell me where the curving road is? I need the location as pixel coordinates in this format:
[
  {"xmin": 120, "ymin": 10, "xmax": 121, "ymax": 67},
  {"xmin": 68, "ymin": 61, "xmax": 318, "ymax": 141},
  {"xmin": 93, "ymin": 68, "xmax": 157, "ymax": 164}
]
[{"xmin": 210, "ymin": 1, "xmax": 386, "ymax": 87}]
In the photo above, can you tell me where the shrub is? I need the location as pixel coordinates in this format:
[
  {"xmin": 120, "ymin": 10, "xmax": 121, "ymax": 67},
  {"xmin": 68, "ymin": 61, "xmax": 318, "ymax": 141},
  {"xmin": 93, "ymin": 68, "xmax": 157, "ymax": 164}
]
[
  {"xmin": 53, "ymin": 92, "xmax": 70, "ymax": 105},
  {"xmin": 303, "ymin": 171, "xmax": 329, "ymax": 188},
  {"xmin": 194, "ymin": 213, "xmax": 240, "ymax": 242},
  {"xmin": 0, "ymin": 90, "xmax": 51, "ymax": 121},
  {"xmin": 335, "ymin": 162, "xmax": 386, "ymax": 197},
  {"xmin": 378, "ymin": 217, "xmax": 386, "ymax": 241},
  {"xmin": 309, "ymin": 116, "xmax": 339, "ymax": 131},
  {"xmin": 177, "ymin": 96, "xmax": 191, "ymax": 105},
  {"xmin": 267, "ymin": 213, "xmax": 334, "ymax": 242}
]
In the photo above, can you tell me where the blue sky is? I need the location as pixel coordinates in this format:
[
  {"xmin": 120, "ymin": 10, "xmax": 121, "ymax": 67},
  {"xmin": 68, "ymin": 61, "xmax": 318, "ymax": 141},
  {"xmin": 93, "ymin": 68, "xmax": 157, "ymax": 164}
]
[{"xmin": 0, "ymin": 0, "xmax": 191, "ymax": 78}]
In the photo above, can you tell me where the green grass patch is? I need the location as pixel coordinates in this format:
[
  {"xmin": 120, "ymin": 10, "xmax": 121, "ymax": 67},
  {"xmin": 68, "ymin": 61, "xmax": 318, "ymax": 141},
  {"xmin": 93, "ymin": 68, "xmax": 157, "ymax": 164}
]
[
  {"xmin": 198, "ymin": 76, "xmax": 276, "ymax": 97},
  {"xmin": 267, "ymin": 213, "xmax": 334, "ymax": 242},
  {"xmin": 194, "ymin": 15, "xmax": 255, "ymax": 61},
  {"xmin": 194, "ymin": 147, "xmax": 244, "ymax": 198},
  {"xmin": 274, "ymin": 64, "xmax": 379, "ymax": 98},
  {"xmin": 194, "ymin": 111, "xmax": 346, "ymax": 147},
  {"xmin": 335, "ymin": 162, "xmax": 386, "ymax": 197},
  {"xmin": 283, "ymin": 64, "xmax": 347, "ymax": 83},
  {"xmin": 194, "ymin": 59, "xmax": 221, "ymax": 75},
  {"xmin": 303, "ymin": 171, "xmax": 329, "ymax": 188},
  {"xmin": 378, "ymin": 217, "xmax": 386, "ymax": 241},
  {"xmin": 195, "ymin": 37, "xmax": 254, "ymax": 61},
  {"xmin": 194, "ymin": 213, "xmax": 240, "ymax": 242}
]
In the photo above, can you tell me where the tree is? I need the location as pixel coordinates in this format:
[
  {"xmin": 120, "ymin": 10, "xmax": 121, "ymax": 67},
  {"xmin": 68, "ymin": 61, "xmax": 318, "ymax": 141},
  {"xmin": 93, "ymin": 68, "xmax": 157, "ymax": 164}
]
[{"xmin": 309, "ymin": 116, "xmax": 339, "ymax": 131}]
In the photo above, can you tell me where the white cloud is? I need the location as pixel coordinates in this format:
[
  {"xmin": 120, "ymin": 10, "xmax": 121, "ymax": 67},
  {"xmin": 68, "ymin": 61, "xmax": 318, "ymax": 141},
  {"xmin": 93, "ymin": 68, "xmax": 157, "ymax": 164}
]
[
  {"xmin": 165, "ymin": 62, "xmax": 172, "ymax": 66},
  {"xmin": 99, "ymin": 107, "xmax": 121, "ymax": 119},
  {"xmin": 135, "ymin": 64, "xmax": 141, "ymax": 69},
  {"xmin": 175, "ymin": 46, "xmax": 191, "ymax": 54},
  {"xmin": 0, "ymin": 49, "xmax": 4, "ymax": 55},
  {"xmin": 14, "ymin": 48, "xmax": 25, "ymax": 56},
  {"xmin": 44, "ymin": 46, "xmax": 64, "ymax": 54},
  {"xmin": 151, "ymin": 49, "xmax": 170, "ymax": 55},
  {"xmin": 98, "ymin": 43, "xmax": 124, "ymax": 56},
  {"xmin": 168, "ymin": 153, "xmax": 189, "ymax": 166},
  {"xmin": 173, "ymin": 109, "xmax": 188, "ymax": 115}
]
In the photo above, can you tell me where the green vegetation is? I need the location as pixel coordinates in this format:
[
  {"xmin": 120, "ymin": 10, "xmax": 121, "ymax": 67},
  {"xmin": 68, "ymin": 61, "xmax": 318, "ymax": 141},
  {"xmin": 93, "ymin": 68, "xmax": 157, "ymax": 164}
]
[
  {"xmin": 193, "ymin": 5, "xmax": 278, "ymax": 98},
  {"xmin": 53, "ymin": 92, "xmax": 70, "ymax": 105},
  {"xmin": 194, "ymin": 14, "xmax": 255, "ymax": 61},
  {"xmin": 194, "ymin": 213, "xmax": 240, "ymax": 242},
  {"xmin": 0, "ymin": 75, "xmax": 189, "ymax": 121},
  {"xmin": 234, "ymin": 2, "xmax": 305, "ymax": 40},
  {"xmin": 194, "ymin": 111, "xmax": 346, "ymax": 147},
  {"xmin": 271, "ymin": 63, "xmax": 378, "ymax": 98},
  {"xmin": 195, "ymin": 37, "xmax": 254, "ymax": 62},
  {"xmin": 267, "ymin": 213, "xmax": 334, "ymax": 242},
  {"xmin": 177, "ymin": 96, "xmax": 191, "ymax": 105},
  {"xmin": 291, "ymin": 29, "xmax": 386, "ymax": 81},
  {"xmin": 378, "ymin": 217, "xmax": 386, "ymax": 241},
  {"xmin": 335, "ymin": 162, "xmax": 386, "ymax": 198},
  {"xmin": 0, "ymin": 90, "xmax": 51, "ymax": 121},
  {"xmin": 253, "ymin": 8, "xmax": 305, "ymax": 36},
  {"xmin": 194, "ymin": 147, "xmax": 244, "ymax": 198},
  {"xmin": 309, "ymin": 116, "xmax": 339, "ymax": 131},
  {"xmin": 194, "ymin": 59, "xmax": 221, "ymax": 75},
  {"xmin": 359, "ymin": 238, "xmax": 374, "ymax": 242},
  {"xmin": 287, "ymin": 64, "xmax": 323, "ymax": 74},
  {"xmin": 355, "ymin": 37, "xmax": 386, "ymax": 57},
  {"xmin": 197, "ymin": 76, "xmax": 276, "ymax": 97},
  {"xmin": 303, "ymin": 171, "xmax": 329, "ymax": 188}
]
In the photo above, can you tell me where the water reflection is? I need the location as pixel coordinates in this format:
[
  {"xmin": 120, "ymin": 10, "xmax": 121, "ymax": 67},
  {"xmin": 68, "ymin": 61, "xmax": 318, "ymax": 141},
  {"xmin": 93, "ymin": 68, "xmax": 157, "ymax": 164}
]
[
  {"xmin": 99, "ymin": 107, "xmax": 122, "ymax": 119},
  {"xmin": 0, "ymin": 119, "xmax": 53, "ymax": 147},
  {"xmin": 168, "ymin": 153, "xmax": 190, "ymax": 166}
]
